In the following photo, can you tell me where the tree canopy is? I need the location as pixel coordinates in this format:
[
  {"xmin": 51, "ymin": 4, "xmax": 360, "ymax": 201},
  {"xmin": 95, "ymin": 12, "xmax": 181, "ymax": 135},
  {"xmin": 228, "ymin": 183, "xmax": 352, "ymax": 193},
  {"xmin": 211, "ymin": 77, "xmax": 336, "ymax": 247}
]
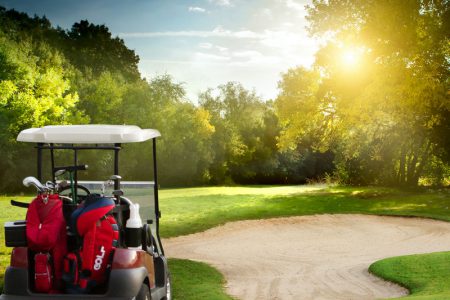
[
  {"xmin": 276, "ymin": 0, "xmax": 449, "ymax": 186},
  {"xmin": 0, "ymin": 3, "xmax": 448, "ymax": 191}
]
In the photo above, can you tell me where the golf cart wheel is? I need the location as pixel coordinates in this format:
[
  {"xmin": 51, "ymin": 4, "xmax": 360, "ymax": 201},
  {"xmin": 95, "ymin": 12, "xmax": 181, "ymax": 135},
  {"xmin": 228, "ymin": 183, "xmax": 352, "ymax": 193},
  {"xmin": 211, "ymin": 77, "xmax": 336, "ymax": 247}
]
[
  {"xmin": 163, "ymin": 273, "xmax": 172, "ymax": 300},
  {"xmin": 136, "ymin": 283, "xmax": 151, "ymax": 300}
]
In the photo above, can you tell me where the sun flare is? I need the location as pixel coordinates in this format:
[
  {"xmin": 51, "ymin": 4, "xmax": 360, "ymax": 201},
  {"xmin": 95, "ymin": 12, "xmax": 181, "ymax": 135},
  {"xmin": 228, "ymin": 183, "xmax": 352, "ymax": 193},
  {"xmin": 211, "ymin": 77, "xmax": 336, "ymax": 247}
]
[
  {"xmin": 342, "ymin": 49, "xmax": 359, "ymax": 66},
  {"xmin": 338, "ymin": 46, "xmax": 365, "ymax": 71}
]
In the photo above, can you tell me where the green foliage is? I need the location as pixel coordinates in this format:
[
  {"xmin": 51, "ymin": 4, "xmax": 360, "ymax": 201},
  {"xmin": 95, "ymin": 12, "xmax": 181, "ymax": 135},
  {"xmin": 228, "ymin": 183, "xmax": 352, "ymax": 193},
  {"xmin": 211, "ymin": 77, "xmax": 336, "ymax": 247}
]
[
  {"xmin": 65, "ymin": 20, "xmax": 140, "ymax": 81},
  {"xmin": 275, "ymin": 67, "xmax": 336, "ymax": 183},
  {"xmin": 199, "ymin": 82, "xmax": 315, "ymax": 184},
  {"xmin": 119, "ymin": 75, "xmax": 215, "ymax": 185},
  {"xmin": 0, "ymin": 8, "xmax": 218, "ymax": 189},
  {"xmin": 75, "ymin": 70, "xmax": 127, "ymax": 123},
  {"xmin": 0, "ymin": 34, "xmax": 80, "ymax": 129},
  {"xmin": 0, "ymin": 25, "xmax": 85, "ymax": 191},
  {"xmin": 277, "ymin": 0, "xmax": 450, "ymax": 186},
  {"xmin": 0, "ymin": 3, "xmax": 448, "ymax": 190},
  {"xmin": 276, "ymin": 67, "xmax": 324, "ymax": 151}
]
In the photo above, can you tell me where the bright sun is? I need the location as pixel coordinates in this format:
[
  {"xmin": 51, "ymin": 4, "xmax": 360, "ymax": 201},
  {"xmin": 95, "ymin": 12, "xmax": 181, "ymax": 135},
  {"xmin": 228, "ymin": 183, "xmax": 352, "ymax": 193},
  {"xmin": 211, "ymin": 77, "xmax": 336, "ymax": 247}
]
[
  {"xmin": 342, "ymin": 50, "xmax": 359, "ymax": 65},
  {"xmin": 339, "ymin": 47, "xmax": 364, "ymax": 69}
]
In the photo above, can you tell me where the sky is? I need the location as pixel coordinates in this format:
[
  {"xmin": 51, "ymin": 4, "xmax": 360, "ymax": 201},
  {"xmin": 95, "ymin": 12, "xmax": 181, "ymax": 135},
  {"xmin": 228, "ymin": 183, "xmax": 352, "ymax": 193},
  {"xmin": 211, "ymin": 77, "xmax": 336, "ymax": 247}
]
[{"xmin": 0, "ymin": 0, "xmax": 318, "ymax": 102}]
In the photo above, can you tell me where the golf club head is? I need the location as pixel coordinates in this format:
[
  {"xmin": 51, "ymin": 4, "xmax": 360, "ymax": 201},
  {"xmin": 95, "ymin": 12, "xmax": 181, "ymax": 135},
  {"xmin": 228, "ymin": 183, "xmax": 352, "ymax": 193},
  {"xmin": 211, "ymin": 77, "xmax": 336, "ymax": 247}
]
[
  {"xmin": 55, "ymin": 180, "xmax": 69, "ymax": 193},
  {"xmin": 23, "ymin": 176, "xmax": 48, "ymax": 192},
  {"xmin": 57, "ymin": 180, "xmax": 70, "ymax": 189},
  {"xmin": 45, "ymin": 181, "xmax": 56, "ymax": 190},
  {"xmin": 54, "ymin": 169, "xmax": 66, "ymax": 177}
]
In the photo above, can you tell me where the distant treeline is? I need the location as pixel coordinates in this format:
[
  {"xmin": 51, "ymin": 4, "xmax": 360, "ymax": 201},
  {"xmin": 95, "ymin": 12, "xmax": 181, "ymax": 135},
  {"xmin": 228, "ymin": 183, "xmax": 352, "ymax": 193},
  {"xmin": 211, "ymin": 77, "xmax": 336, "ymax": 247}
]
[{"xmin": 0, "ymin": 2, "xmax": 448, "ymax": 191}]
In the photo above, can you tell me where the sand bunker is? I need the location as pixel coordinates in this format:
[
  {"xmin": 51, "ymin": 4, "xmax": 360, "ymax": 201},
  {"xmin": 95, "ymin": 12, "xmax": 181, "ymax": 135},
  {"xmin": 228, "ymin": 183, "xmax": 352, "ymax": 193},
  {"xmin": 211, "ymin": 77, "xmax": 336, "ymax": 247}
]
[{"xmin": 164, "ymin": 214, "xmax": 450, "ymax": 300}]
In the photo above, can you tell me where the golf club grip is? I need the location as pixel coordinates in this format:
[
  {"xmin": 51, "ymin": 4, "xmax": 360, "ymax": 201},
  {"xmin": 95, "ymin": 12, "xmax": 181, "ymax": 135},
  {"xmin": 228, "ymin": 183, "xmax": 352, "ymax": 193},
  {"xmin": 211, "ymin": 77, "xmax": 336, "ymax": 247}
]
[
  {"xmin": 54, "ymin": 164, "xmax": 88, "ymax": 172},
  {"xmin": 10, "ymin": 200, "xmax": 29, "ymax": 208}
]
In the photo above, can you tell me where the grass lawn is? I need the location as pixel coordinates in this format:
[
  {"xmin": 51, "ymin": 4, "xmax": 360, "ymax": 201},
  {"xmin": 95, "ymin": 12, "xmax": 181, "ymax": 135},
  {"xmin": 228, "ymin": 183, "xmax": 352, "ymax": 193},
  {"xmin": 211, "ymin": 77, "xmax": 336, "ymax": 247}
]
[
  {"xmin": 158, "ymin": 185, "xmax": 450, "ymax": 237},
  {"xmin": 168, "ymin": 258, "xmax": 233, "ymax": 300},
  {"xmin": 370, "ymin": 251, "xmax": 450, "ymax": 300},
  {"xmin": 0, "ymin": 185, "xmax": 449, "ymax": 299}
]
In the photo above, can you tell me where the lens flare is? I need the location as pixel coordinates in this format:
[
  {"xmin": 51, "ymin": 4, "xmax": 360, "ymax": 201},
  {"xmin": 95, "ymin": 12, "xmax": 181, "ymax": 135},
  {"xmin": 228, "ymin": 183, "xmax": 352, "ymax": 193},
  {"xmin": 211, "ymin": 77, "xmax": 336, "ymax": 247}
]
[{"xmin": 342, "ymin": 50, "xmax": 359, "ymax": 66}]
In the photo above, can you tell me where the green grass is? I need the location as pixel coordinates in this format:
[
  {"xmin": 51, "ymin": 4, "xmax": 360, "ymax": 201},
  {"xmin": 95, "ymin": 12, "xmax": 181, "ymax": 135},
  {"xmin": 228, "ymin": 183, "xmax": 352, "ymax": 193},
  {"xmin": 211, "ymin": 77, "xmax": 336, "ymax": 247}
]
[
  {"xmin": 169, "ymin": 258, "xmax": 233, "ymax": 300},
  {"xmin": 158, "ymin": 185, "xmax": 450, "ymax": 237},
  {"xmin": 369, "ymin": 251, "xmax": 450, "ymax": 299},
  {"xmin": 0, "ymin": 196, "xmax": 32, "ymax": 290},
  {"xmin": 1, "ymin": 185, "xmax": 450, "ymax": 298}
]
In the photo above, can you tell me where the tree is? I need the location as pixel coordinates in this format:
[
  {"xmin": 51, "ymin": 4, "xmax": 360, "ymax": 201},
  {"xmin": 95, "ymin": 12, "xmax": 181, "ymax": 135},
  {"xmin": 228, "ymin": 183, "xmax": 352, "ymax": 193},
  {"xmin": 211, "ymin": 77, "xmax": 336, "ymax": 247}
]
[
  {"xmin": 283, "ymin": 0, "xmax": 450, "ymax": 185},
  {"xmin": 0, "ymin": 29, "xmax": 84, "ymax": 191},
  {"xmin": 140, "ymin": 76, "xmax": 215, "ymax": 185},
  {"xmin": 74, "ymin": 70, "xmax": 127, "ymax": 123},
  {"xmin": 65, "ymin": 20, "xmax": 141, "ymax": 81},
  {"xmin": 112, "ymin": 75, "xmax": 215, "ymax": 185},
  {"xmin": 200, "ymin": 82, "xmax": 281, "ymax": 184},
  {"xmin": 275, "ymin": 67, "xmax": 336, "ymax": 183}
]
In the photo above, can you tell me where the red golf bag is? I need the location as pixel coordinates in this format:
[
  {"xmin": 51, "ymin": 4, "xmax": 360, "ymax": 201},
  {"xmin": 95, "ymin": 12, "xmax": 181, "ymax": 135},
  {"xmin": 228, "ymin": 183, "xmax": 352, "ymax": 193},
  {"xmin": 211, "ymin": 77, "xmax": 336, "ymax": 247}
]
[
  {"xmin": 26, "ymin": 194, "xmax": 67, "ymax": 292},
  {"xmin": 63, "ymin": 196, "xmax": 119, "ymax": 293}
]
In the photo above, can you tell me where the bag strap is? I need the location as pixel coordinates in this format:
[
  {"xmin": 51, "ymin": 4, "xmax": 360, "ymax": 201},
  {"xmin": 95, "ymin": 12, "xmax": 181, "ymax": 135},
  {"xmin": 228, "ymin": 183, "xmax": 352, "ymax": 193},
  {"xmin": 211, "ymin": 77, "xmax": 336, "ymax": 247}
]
[{"xmin": 81, "ymin": 223, "xmax": 97, "ymax": 275}]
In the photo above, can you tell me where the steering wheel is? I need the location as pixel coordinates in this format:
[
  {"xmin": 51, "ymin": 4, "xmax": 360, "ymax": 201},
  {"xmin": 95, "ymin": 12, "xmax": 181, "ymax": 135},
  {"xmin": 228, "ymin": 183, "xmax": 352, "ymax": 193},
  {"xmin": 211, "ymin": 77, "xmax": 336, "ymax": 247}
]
[{"xmin": 59, "ymin": 184, "xmax": 91, "ymax": 202}]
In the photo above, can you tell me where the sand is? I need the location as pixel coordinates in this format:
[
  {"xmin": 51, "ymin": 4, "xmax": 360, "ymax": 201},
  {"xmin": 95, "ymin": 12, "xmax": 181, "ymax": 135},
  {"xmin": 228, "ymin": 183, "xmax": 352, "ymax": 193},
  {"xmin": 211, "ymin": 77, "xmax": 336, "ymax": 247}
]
[{"xmin": 164, "ymin": 214, "xmax": 450, "ymax": 300}]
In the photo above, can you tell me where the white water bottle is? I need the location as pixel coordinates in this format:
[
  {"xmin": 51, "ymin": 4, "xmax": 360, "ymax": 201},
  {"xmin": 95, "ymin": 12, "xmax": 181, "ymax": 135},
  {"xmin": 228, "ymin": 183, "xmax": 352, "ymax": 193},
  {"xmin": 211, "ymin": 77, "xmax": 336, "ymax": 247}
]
[{"xmin": 126, "ymin": 203, "xmax": 143, "ymax": 249}]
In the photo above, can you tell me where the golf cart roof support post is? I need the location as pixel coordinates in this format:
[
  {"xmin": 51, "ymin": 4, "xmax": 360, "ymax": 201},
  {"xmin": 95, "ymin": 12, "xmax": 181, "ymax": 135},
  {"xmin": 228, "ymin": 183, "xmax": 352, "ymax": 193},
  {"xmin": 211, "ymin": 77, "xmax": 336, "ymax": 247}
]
[
  {"xmin": 114, "ymin": 143, "xmax": 120, "ymax": 190},
  {"xmin": 50, "ymin": 143, "xmax": 55, "ymax": 183},
  {"xmin": 74, "ymin": 148, "xmax": 78, "ymax": 200},
  {"xmin": 153, "ymin": 138, "xmax": 164, "ymax": 255},
  {"xmin": 152, "ymin": 138, "xmax": 160, "ymax": 219},
  {"xmin": 37, "ymin": 143, "xmax": 43, "ymax": 182}
]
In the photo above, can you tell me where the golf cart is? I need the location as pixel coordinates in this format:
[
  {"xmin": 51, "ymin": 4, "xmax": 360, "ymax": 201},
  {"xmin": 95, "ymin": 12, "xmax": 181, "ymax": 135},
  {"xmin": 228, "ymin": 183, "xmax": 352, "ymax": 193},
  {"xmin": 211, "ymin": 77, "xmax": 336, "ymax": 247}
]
[{"xmin": 1, "ymin": 125, "xmax": 171, "ymax": 300}]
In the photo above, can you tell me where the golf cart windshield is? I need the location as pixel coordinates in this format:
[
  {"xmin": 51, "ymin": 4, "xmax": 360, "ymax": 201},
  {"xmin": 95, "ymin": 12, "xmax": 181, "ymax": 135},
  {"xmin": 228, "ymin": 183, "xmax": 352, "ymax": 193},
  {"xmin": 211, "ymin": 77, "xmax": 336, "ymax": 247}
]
[{"xmin": 77, "ymin": 181, "xmax": 157, "ymax": 224}]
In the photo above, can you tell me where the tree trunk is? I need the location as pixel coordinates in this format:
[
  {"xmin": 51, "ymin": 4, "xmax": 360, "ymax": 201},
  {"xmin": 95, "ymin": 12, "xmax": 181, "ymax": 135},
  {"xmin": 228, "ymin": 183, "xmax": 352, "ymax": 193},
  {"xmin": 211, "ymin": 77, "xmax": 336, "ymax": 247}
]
[
  {"xmin": 398, "ymin": 146, "xmax": 406, "ymax": 185},
  {"xmin": 406, "ymin": 152, "xmax": 418, "ymax": 185},
  {"xmin": 411, "ymin": 140, "xmax": 432, "ymax": 186}
]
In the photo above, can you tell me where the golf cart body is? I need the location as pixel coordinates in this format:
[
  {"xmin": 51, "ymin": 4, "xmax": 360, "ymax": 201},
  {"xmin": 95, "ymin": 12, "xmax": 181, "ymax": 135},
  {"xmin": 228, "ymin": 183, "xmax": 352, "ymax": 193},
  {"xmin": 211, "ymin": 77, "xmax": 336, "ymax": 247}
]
[{"xmin": 1, "ymin": 125, "xmax": 171, "ymax": 300}]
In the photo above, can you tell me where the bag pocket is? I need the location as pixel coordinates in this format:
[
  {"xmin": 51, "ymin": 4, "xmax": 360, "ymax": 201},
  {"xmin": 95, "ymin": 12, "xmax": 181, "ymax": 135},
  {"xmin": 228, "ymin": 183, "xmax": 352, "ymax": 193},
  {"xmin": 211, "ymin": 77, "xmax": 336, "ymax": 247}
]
[
  {"xmin": 34, "ymin": 253, "xmax": 52, "ymax": 293},
  {"xmin": 62, "ymin": 252, "xmax": 81, "ymax": 287}
]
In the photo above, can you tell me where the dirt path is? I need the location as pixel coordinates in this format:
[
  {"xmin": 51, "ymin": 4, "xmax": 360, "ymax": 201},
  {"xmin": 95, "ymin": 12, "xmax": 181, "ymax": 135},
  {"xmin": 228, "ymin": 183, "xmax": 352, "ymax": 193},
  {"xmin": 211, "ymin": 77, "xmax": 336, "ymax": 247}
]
[{"xmin": 164, "ymin": 214, "xmax": 450, "ymax": 300}]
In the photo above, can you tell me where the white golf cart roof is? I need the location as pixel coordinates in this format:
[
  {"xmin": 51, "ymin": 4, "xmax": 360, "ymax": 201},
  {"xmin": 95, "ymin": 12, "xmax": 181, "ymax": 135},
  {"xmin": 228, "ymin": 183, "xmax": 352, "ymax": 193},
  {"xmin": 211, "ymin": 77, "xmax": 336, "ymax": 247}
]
[{"xmin": 17, "ymin": 125, "xmax": 161, "ymax": 144}]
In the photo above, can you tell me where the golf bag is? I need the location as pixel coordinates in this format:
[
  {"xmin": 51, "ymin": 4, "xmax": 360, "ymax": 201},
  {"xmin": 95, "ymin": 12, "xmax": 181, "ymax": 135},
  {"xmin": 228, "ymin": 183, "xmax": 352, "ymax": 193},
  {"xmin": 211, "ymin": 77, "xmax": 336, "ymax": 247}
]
[
  {"xmin": 63, "ymin": 195, "xmax": 119, "ymax": 293},
  {"xmin": 26, "ymin": 194, "xmax": 67, "ymax": 292}
]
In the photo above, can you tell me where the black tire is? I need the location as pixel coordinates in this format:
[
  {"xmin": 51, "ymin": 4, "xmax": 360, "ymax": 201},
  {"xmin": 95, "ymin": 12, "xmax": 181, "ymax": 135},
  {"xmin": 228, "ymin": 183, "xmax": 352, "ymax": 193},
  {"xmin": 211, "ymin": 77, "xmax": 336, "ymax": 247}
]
[{"xmin": 136, "ymin": 283, "xmax": 151, "ymax": 300}]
